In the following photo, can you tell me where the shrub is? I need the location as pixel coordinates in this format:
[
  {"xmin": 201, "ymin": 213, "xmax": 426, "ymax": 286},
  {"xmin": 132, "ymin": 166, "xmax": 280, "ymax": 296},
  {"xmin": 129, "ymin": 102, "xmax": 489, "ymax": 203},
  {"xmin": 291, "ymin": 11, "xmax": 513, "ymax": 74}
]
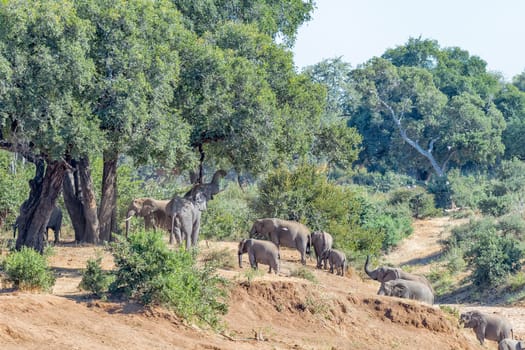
[
  {"xmin": 497, "ymin": 214, "xmax": 525, "ymax": 239},
  {"xmin": 200, "ymin": 185, "xmax": 256, "ymax": 241},
  {"xmin": 447, "ymin": 169, "xmax": 488, "ymax": 210},
  {"xmin": 1, "ymin": 246, "xmax": 55, "ymax": 291},
  {"xmin": 466, "ymin": 230, "xmax": 522, "ymax": 288},
  {"xmin": 478, "ymin": 195, "xmax": 512, "ymax": 217},
  {"xmin": 109, "ymin": 231, "xmax": 228, "ymax": 328},
  {"xmin": 389, "ymin": 186, "xmax": 439, "ymax": 219},
  {"xmin": 289, "ymin": 266, "xmax": 317, "ymax": 283},
  {"xmin": 79, "ymin": 253, "xmax": 114, "ymax": 297},
  {"xmin": 253, "ymin": 163, "xmax": 368, "ymax": 254}
]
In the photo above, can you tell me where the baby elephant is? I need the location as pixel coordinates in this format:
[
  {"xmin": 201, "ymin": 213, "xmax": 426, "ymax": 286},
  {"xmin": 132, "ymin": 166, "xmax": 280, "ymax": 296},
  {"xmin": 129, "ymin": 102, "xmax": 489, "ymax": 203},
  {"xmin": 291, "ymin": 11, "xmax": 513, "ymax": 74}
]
[
  {"xmin": 238, "ymin": 238, "xmax": 280, "ymax": 274},
  {"xmin": 499, "ymin": 338, "xmax": 525, "ymax": 350},
  {"xmin": 378, "ymin": 279, "xmax": 434, "ymax": 305},
  {"xmin": 321, "ymin": 249, "xmax": 346, "ymax": 276},
  {"xmin": 460, "ymin": 310, "xmax": 513, "ymax": 345}
]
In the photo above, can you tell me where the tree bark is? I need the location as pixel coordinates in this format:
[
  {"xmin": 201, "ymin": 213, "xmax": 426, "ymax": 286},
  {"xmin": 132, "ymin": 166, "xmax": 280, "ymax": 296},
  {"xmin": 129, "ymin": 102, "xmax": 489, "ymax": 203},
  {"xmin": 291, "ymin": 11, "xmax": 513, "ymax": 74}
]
[
  {"xmin": 62, "ymin": 157, "xmax": 99, "ymax": 244},
  {"xmin": 98, "ymin": 151, "xmax": 118, "ymax": 242},
  {"xmin": 16, "ymin": 160, "xmax": 67, "ymax": 253}
]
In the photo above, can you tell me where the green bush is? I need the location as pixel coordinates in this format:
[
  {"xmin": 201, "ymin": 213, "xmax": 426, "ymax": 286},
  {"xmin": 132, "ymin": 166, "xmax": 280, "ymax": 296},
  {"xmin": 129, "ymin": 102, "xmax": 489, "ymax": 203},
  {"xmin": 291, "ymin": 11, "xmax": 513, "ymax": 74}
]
[
  {"xmin": 351, "ymin": 169, "xmax": 416, "ymax": 192},
  {"xmin": 467, "ymin": 230, "xmax": 522, "ymax": 288},
  {"xmin": 478, "ymin": 195, "xmax": 512, "ymax": 217},
  {"xmin": 1, "ymin": 247, "xmax": 55, "ymax": 291},
  {"xmin": 447, "ymin": 169, "xmax": 488, "ymax": 209},
  {"xmin": 388, "ymin": 186, "xmax": 439, "ymax": 219},
  {"xmin": 361, "ymin": 196, "xmax": 413, "ymax": 252},
  {"xmin": 200, "ymin": 185, "xmax": 256, "ymax": 241},
  {"xmin": 79, "ymin": 253, "xmax": 114, "ymax": 297},
  {"xmin": 109, "ymin": 231, "xmax": 228, "ymax": 328},
  {"xmin": 497, "ymin": 214, "xmax": 525, "ymax": 239},
  {"xmin": 253, "ymin": 163, "xmax": 376, "ymax": 255}
]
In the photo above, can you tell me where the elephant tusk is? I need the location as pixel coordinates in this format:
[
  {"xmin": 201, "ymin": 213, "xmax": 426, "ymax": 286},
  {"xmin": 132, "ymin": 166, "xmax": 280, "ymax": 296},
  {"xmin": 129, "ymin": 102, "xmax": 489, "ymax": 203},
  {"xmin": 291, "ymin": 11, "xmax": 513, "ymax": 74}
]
[{"xmin": 124, "ymin": 216, "xmax": 133, "ymax": 222}]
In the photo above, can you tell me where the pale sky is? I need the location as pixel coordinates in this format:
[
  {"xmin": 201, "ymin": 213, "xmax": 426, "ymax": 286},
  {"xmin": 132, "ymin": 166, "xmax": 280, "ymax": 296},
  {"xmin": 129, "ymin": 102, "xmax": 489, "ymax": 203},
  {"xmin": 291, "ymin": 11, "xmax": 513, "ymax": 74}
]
[{"xmin": 293, "ymin": 1, "xmax": 525, "ymax": 81}]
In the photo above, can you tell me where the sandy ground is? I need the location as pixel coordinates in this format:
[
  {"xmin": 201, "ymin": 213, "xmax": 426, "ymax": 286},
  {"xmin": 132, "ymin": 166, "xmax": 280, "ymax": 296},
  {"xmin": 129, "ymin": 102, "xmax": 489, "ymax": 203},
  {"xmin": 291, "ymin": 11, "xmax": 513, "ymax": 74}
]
[{"xmin": 0, "ymin": 216, "xmax": 522, "ymax": 350}]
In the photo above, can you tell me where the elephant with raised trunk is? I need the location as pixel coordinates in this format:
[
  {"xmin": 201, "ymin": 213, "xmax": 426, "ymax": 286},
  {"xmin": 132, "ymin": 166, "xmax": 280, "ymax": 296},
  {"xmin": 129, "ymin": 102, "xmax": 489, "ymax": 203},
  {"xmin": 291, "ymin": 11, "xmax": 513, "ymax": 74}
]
[
  {"xmin": 14, "ymin": 206, "xmax": 62, "ymax": 244},
  {"xmin": 311, "ymin": 230, "xmax": 333, "ymax": 269},
  {"xmin": 166, "ymin": 191, "xmax": 207, "ymax": 249},
  {"xmin": 378, "ymin": 279, "xmax": 434, "ymax": 305},
  {"xmin": 364, "ymin": 255, "xmax": 433, "ymax": 291},
  {"xmin": 249, "ymin": 218, "xmax": 311, "ymax": 265},
  {"xmin": 460, "ymin": 310, "xmax": 513, "ymax": 345},
  {"xmin": 238, "ymin": 238, "xmax": 279, "ymax": 274},
  {"xmin": 184, "ymin": 170, "xmax": 227, "ymax": 201},
  {"xmin": 124, "ymin": 198, "xmax": 170, "ymax": 237},
  {"xmin": 499, "ymin": 339, "xmax": 525, "ymax": 350},
  {"xmin": 321, "ymin": 248, "xmax": 346, "ymax": 276}
]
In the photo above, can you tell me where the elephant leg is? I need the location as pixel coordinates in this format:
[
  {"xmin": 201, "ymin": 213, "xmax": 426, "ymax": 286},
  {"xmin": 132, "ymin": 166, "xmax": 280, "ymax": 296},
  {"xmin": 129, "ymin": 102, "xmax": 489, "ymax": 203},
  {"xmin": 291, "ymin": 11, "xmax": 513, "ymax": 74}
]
[
  {"xmin": 249, "ymin": 253, "xmax": 257, "ymax": 269},
  {"xmin": 191, "ymin": 215, "xmax": 201, "ymax": 248}
]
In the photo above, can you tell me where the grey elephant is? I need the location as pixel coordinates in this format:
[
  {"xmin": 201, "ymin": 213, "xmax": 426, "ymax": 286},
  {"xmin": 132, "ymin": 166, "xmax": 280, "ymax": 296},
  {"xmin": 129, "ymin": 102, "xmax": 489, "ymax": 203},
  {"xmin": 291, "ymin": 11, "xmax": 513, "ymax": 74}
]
[
  {"xmin": 378, "ymin": 279, "xmax": 434, "ymax": 305},
  {"xmin": 13, "ymin": 206, "xmax": 62, "ymax": 243},
  {"xmin": 364, "ymin": 255, "xmax": 434, "ymax": 292},
  {"xmin": 321, "ymin": 248, "xmax": 346, "ymax": 276},
  {"xmin": 460, "ymin": 310, "xmax": 513, "ymax": 345},
  {"xmin": 166, "ymin": 191, "xmax": 207, "ymax": 249},
  {"xmin": 238, "ymin": 238, "xmax": 280, "ymax": 274},
  {"xmin": 249, "ymin": 218, "xmax": 311, "ymax": 265},
  {"xmin": 499, "ymin": 339, "xmax": 525, "ymax": 350},
  {"xmin": 184, "ymin": 169, "xmax": 227, "ymax": 201},
  {"xmin": 311, "ymin": 230, "xmax": 333, "ymax": 269},
  {"xmin": 124, "ymin": 198, "xmax": 171, "ymax": 237}
]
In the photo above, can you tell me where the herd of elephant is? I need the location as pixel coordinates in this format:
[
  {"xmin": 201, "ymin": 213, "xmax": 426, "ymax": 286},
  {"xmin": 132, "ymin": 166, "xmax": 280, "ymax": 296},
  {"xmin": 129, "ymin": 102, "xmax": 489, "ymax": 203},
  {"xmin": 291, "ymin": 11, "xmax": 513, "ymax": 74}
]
[{"xmin": 239, "ymin": 218, "xmax": 524, "ymax": 349}]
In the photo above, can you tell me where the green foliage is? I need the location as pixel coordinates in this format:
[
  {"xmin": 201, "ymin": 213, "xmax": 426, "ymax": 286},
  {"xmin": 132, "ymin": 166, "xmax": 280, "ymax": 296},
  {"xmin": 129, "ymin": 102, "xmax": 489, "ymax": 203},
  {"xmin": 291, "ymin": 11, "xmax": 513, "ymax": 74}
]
[
  {"xmin": 109, "ymin": 232, "xmax": 228, "ymax": 328},
  {"xmin": 351, "ymin": 170, "xmax": 417, "ymax": 193},
  {"xmin": 289, "ymin": 266, "xmax": 317, "ymax": 283},
  {"xmin": 79, "ymin": 253, "xmax": 114, "ymax": 297},
  {"xmin": 450, "ymin": 218, "xmax": 523, "ymax": 288},
  {"xmin": 200, "ymin": 185, "xmax": 256, "ymax": 241},
  {"xmin": 447, "ymin": 169, "xmax": 488, "ymax": 209},
  {"xmin": 388, "ymin": 186, "xmax": 440, "ymax": 219},
  {"xmin": 253, "ymin": 163, "xmax": 372, "ymax": 254},
  {"xmin": 478, "ymin": 195, "xmax": 512, "ymax": 217},
  {"xmin": 1, "ymin": 247, "xmax": 55, "ymax": 291},
  {"xmin": 497, "ymin": 214, "xmax": 525, "ymax": 239},
  {"xmin": 427, "ymin": 268, "xmax": 455, "ymax": 297},
  {"xmin": 0, "ymin": 151, "xmax": 34, "ymax": 225},
  {"xmin": 361, "ymin": 200, "xmax": 413, "ymax": 252}
]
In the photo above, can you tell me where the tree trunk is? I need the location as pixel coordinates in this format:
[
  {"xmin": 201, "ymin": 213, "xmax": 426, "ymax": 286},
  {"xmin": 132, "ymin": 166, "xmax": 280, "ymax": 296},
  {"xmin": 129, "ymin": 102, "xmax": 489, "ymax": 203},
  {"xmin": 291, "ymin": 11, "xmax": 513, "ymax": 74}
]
[
  {"xmin": 62, "ymin": 157, "xmax": 99, "ymax": 244},
  {"xmin": 16, "ymin": 160, "xmax": 67, "ymax": 253},
  {"xmin": 98, "ymin": 151, "xmax": 118, "ymax": 242}
]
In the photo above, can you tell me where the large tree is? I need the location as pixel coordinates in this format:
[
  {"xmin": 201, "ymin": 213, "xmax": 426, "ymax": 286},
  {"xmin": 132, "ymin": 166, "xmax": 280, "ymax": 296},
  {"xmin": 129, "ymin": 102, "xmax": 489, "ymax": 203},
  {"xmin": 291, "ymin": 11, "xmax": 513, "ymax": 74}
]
[
  {"xmin": 0, "ymin": 0, "xmax": 99, "ymax": 250},
  {"xmin": 350, "ymin": 57, "xmax": 505, "ymax": 179}
]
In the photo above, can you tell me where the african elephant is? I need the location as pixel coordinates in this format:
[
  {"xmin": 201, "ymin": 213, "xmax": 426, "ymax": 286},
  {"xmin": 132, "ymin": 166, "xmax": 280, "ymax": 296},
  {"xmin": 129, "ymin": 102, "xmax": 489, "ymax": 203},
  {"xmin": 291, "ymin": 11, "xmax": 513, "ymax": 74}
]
[
  {"xmin": 460, "ymin": 310, "xmax": 513, "ymax": 345},
  {"xmin": 249, "ymin": 218, "xmax": 311, "ymax": 265},
  {"xmin": 321, "ymin": 248, "xmax": 346, "ymax": 276},
  {"xmin": 364, "ymin": 255, "xmax": 434, "ymax": 292},
  {"xmin": 13, "ymin": 206, "xmax": 62, "ymax": 243},
  {"xmin": 378, "ymin": 279, "xmax": 434, "ymax": 305},
  {"xmin": 184, "ymin": 169, "xmax": 227, "ymax": 201},
  {"xmin": 166, "ymin": 191, "xmax": 207, "ymax": 249},
  {"xmin": 238, "ymin": 238, "xmax": 279, "ymax": 274},
  {"xmin": 124, "ymin": 198, "xmax": 171, "ymax": 237},
  {"xmin": 499, "ymin": 339, "xmax": 525, "ymax": 350},
  {"xmin": 311, "ymin": 230, "xmax": 333, "ymax": 269}
]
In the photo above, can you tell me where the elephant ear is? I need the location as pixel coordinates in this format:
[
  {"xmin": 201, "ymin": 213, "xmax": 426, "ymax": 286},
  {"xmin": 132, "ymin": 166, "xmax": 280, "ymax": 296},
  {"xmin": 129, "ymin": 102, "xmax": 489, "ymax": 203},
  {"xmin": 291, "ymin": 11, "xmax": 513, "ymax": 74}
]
[
  {"xmin": 392, "ymin": 283, "xmax": 407, "ymax": 296},
  {"xmin": 383, "ymin": 268, "xmax": 399, "ymax": 281}
]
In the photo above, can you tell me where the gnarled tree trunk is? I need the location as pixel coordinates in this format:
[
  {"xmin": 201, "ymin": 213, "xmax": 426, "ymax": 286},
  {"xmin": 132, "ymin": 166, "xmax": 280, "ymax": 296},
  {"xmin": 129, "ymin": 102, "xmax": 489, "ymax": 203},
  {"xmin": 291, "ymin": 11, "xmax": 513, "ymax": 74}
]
[
  {"xmin": 62, "ymin": 157, "xmax": 99, "ymax": 244},
  {"xmin": 16, "ymin": 160, "xmax": 67, "ymax": 253},
  {"xmin": 98, "ymin": 150, "xmax": 118, "ymax": 242}
]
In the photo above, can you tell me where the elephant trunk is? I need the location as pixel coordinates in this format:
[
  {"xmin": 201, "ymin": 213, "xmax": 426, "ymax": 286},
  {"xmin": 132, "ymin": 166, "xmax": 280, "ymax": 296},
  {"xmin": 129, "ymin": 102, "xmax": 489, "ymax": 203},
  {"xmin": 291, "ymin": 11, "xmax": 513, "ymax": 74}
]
[
  {"xmin": 238, "ymin": 252, "xmax": 243, "ymax": 268},
  {"xmin": 125, "ymin": 210, "xmax": 136, "ymax": 237},
  {"xmin": 364, "ymin": 255, "xmax": 377, "ymax": 280}
]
